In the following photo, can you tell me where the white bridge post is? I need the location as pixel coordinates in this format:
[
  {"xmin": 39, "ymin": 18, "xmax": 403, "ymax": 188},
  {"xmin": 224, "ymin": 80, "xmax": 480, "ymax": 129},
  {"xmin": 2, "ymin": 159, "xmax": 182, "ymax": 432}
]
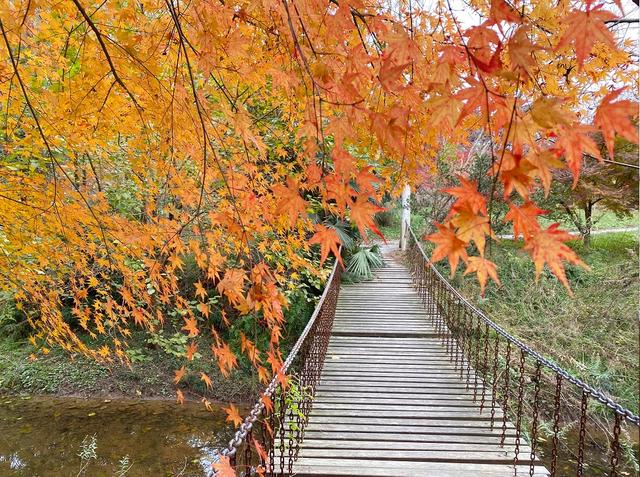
[{"xmin": 400, "ymin": 184, "xmax": 411, "ymax": 250}]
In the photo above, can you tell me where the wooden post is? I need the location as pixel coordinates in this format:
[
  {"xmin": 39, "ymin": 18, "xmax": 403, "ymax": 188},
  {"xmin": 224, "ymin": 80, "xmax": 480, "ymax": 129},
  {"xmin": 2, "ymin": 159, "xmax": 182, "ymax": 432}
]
[{"xmin": 400, "ymin": 184, "xmax": 411, "ymax": 250}]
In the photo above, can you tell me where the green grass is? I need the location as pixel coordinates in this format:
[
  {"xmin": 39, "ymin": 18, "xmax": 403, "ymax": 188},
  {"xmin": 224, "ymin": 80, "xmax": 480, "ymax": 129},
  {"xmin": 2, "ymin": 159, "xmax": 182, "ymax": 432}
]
[
  {"xmin": 539, "ymin": 208, "xmax": 638, "ymax": 231},
  {"xmin": 373, "ymin": 207, "xmax": 427, "ymax": 241},
  {"xmin": 443, "ymin": 232, "xmax": 639, "ymax": 412}
]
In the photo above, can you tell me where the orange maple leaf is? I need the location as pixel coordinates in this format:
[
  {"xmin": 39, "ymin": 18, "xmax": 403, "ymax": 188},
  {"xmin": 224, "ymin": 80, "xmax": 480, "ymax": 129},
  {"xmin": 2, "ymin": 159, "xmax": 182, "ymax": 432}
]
[
  {"xmin": 451, "ymin": 209, "xmax": 493, "ymax": 254},
  {"xmin": 182, "ymin": 317, "xmax": 199, "ymax": 337},
  {"xmin": 325, "ymin": 173, "xmax": 356, "ymax": 215},
  {"xmin": 464, "ymin": 256, "xmax": 500, "ymax": 296},
  {"xmin": 594, "ymin": 89, "xmax": 639, "ymax": 159},
  {"xmin": 528, "ymin": 149, "xmax": 564, "ymax": 196},
  {"xmin": 378, "ymin": 53, "xmax": 410, "ymax": 93},
  {"xmin": 555, "ymin": 126, "xmax": 601, "ymax": 186},
  {"xmin": 211, "ymin": 455, "xmax": 236, "ymax": 477},
  {"xmin": 508, "ymin": 26, "xmax": 538, "ymax": 78},
  {"xmin": 349, "ymin": 195, "xmax": 385, "ymax": 241},
  {"xmin": 456, "ymin": 78, "xmax": 489, "ymax": 125},
  {"xmin": 523, "ymin": 224, "xmax": 589, "ymax": 293},
  {"xmin": 225, "ymin": 404, "xmax": 243, "ymax": 427},
  {"xmin": 240, "ymin": 332, "xmax": 260, "ymax": 365},
  {"xmin": 530, "ymin": 97, "xmax": 572, "ymax": 130},
  {"xmin": 176, "ymin": 389, "xmax": 185, "ymax": 405},
  {"xmin": 261, "ymin": 394, "xmax": 273, "ymax": 414},
  {"xmin": 200, "ymin": 372, "xmax": 213, "ymax": 389},
  {"xmin": 309, "ymin": 224, "xmax": 342, "ymax": 266},
  {"xmin": 444, "ymin": 176, "xmax": 487, "ymax": 215},
  {"xmin": 194, "ymin": 281, "xmax": 207, "ymax": 300},
  {"xmin": 504, "ymin": 202, "xmax": 546, "ymax": 240},
  {"xmin": 174, "ymin": 366, "xmax": 186, "ymax": 384},
  {"xmin": 426, "ymin": 224, "xmax": 469, "ymax": 277},
  {"xmin": 257, "ymin": 366, "xmax": 270, "ymax": 385},
  {"xmin": 492, "ymin": 152, "xmax": 536, "ymax": 200},
  {"xmin": 185, "ymin": 341, "xmax": 198, "ymax": 361},
  {"xmin": 274, "ymin": 177, "xmax": 307, "ymax": 225},
  {"xmin": 355, "ymin": 166, "xmax": 380, "ymax": 195},
  {"xmin": 489, "ymin": 0, "xmax": 521, "ymax": 25},
  {"xmin": 557, "ymin": 6, "xmax": 616, "ymax": 67},
  {"xmin": 197, "ymin": 301, "xmax": 210, "ymax": 318},
  {"xmin": 212, "ymin": 342, "xmax": 238, "ymax": 377},
  {"xmin": 253, "ymin": 439, "xmax": 268, "ymax": 465}
]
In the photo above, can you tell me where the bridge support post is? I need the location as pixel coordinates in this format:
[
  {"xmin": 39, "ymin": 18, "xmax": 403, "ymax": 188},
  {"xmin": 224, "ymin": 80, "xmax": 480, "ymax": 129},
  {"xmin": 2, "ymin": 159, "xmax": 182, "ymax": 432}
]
[{"xmin": 400, "ymin": 184, "xmax": 411, "ymax": 250}]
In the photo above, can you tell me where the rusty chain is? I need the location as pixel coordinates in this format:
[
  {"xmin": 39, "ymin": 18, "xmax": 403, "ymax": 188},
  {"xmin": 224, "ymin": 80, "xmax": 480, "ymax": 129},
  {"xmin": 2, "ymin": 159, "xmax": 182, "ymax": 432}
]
[
  {"xmin": 407, "ymin": 227, "xmax": 640, "ymax": 426},
  {"xmin": 211, "ymin": 250, "xmax": 342, "ymax": 473}
]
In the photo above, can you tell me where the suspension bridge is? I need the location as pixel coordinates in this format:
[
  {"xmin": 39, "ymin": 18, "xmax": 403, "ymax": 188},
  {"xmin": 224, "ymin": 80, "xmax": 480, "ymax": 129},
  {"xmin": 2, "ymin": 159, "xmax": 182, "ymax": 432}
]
[{"xmin": 214, "ymin": 228, "xmax": 639, "ymax": 477}]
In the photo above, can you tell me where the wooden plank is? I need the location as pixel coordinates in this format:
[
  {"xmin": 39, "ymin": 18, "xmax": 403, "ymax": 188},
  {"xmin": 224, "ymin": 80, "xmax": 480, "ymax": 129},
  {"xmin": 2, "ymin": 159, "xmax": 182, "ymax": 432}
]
[
  {"xmin": 300, "ymin": 431, "xmax": 520, "ymax": 445},
  {"xmin": 311, "ymin": 402, "xmax": 500, "ymax": 413},
  {"xmin": 304, "ymin": 416, "xmax": 513, "ymax": 429},
  {"xmin": 280, "ymin": 448, "xmax": 527, "ymax": 463},
  {"xmin": 313, "ymin": 397, "xmax": 492, "ymax": 407},
  {"xmin": 299, "ymin": 439, "xmax": 531, "ymax": 453},
  {"xmin": 291, "ymin": 459, "xmax": 549, "ymax": 476}
]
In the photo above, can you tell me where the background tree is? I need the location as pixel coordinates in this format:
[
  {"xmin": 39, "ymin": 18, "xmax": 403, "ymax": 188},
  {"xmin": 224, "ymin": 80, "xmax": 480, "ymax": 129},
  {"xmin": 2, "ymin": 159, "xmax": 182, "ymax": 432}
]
[{"xmin": 541, "ymin": 136, "xmax": 638, "ymax": 247}]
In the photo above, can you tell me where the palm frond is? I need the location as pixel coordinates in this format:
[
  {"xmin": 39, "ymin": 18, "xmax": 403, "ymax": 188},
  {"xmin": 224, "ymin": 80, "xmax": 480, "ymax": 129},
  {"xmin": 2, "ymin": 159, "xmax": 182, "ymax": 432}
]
[{"xmin": 346, "ymin": 246, "xmax": 383, "ymax": 280}]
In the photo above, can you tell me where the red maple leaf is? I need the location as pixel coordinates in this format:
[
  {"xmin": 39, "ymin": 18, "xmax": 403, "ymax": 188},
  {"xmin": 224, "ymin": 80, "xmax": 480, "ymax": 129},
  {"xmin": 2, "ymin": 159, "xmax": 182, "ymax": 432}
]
[
  {"xmin": 426, "ymin": 223, "xmax": 469, "ymax": 277},
  {"xmin": 309, "ymin": 224, "xmax": 342, "ymax": 266},
  {"xmin": 523, "ymin": 224, "xmax": 589, "ymax": 293},
  {"xmin": 594, "ymin": 89, "xmax": 639, "ymax": 159},
  {"xmin": 349, "ymin": 195, "xmax": 384, "ymax": 241},
  {"xmin": 557, "ymin": 5, "xmax": 616, "ymax": 67}
]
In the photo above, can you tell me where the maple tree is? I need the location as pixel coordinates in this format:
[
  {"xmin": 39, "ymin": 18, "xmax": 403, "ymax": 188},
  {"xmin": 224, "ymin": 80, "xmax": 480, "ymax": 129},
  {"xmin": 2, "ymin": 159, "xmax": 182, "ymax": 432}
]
[
  {"xmin": 0, "ymin": 0, "xmax": 637, "ymax": 444},
  {"xmin": 540, "ymin": 135, "xmax": 639, "ymax": 247}
]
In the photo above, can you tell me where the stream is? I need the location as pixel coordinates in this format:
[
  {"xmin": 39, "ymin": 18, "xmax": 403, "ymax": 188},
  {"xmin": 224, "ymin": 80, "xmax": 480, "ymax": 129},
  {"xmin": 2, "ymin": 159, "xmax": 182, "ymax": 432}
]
[{"xmin": 0, "ymin": 395, "xmax": 235, "ymax": 477}]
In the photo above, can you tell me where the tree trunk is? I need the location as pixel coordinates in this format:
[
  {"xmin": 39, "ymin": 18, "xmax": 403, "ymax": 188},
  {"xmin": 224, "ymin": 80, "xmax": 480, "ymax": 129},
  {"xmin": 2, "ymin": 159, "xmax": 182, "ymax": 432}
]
[
  {"xmin": 400, "ymin": 184, "xmax": 411, "ymax": 250},
  {"xmin": 583, "ymin": 202, "xmax": 593, "ymax": 248}
]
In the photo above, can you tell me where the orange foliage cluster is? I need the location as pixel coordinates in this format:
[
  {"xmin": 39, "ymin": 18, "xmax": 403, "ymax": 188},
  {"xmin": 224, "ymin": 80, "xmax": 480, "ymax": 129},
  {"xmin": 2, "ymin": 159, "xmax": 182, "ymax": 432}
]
[{"xmin": 0, "ymin": 0, "xmax": 637, "ymax": 409}]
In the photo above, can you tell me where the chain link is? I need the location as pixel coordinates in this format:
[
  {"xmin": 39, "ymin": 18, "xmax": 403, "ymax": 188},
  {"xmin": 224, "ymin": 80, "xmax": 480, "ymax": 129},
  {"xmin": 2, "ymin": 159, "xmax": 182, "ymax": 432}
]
[
  {"xmin": 609, "ymin": 413, "xmax": 622, "ymax": 477},
  {"xmin": 577, "ymin": 391, "xmax": 588, "ymax": 477},
  {"xmin": 550, "ymin": 374, "xmax": 563, "ymax": 477},
  {"xmin": 529, "ymin": 361, "xmax": 541, "ymax": 477}
]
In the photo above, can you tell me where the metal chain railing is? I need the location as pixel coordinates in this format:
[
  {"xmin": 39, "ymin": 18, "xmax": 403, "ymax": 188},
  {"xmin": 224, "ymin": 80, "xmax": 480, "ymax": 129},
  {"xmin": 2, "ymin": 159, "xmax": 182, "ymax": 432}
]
[
  {"xmin": 212, "ymin": 252, "xmax": 342, "ymax": 476},
  {"xmin": 406, "ymin": 227, "xmax": 639, "ymax": 477}
]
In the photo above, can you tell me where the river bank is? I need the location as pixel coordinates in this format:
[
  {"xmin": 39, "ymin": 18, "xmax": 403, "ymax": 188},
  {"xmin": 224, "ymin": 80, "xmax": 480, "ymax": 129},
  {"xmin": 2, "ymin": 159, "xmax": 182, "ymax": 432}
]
[{"xmin": 0, "ymin": 335, "xmax": 258, "ymax": 404}]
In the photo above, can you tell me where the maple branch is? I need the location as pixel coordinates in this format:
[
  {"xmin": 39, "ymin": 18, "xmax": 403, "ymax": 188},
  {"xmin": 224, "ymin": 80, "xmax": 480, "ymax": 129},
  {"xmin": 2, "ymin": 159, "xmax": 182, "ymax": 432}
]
[
  {"xmin": 586, "ymin": 153, "xmax": 640, "ymax": 170},
  {"xmin": 70, "ymin": 0, "xmax": 142, "ymax": 111}
]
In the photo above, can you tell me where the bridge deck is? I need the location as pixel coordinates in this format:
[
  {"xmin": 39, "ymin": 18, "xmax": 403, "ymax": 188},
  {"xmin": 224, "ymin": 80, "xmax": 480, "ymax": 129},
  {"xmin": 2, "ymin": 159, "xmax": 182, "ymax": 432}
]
[{"xmin": 290, "ymin": 244, "xmax": 549, "ymax": 476}]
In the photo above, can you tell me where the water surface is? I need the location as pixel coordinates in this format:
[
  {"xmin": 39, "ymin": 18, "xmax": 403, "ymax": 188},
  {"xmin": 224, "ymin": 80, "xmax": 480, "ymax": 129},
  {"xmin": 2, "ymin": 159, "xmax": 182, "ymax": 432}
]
[{"xmin": 0, "ymin": 396, "xmax": 234, "ymax": 477}]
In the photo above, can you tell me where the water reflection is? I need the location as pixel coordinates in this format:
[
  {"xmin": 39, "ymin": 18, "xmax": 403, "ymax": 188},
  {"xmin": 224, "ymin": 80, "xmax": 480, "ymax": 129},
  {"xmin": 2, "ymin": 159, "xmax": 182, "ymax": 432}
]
[{"xmin": 0, "ymin": 396, "xmax": 235, "ymax": 476}]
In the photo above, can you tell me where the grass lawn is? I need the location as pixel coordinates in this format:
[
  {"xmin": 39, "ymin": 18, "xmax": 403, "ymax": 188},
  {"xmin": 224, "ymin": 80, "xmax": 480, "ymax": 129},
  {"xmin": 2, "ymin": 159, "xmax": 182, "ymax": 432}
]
[{"xmin": 539, "ymin": 208, "xmax": 639, "ymax": 231}]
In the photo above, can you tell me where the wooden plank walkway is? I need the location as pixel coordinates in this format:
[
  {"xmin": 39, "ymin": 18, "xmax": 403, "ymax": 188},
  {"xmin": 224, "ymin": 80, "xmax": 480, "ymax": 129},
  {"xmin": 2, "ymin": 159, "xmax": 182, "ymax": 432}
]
[{"xmin": 290, "ymin": 243, "xmax": 549, "ymax": 476}]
